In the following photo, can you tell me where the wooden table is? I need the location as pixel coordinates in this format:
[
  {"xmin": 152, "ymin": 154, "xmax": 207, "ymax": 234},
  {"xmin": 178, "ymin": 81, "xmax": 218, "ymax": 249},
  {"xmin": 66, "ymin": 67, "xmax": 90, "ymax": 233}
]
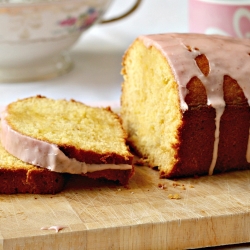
[{"xmin": 1, "ymin": 164, "xmax": 250, "ymax": 249}]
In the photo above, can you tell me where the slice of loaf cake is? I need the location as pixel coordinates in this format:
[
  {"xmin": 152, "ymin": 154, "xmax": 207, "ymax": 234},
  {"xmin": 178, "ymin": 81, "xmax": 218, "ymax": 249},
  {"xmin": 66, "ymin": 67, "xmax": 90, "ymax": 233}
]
[
  {"xmin": 1, "ymin": 96, "xmax": 134, "ymax": 185},
  {"xmin": 121, "ymin": 33, "xmax": 250, "ymax": 178},
  {"xmin": 0, "ymin": 135, "xmax": 66, "ymax": 194}
]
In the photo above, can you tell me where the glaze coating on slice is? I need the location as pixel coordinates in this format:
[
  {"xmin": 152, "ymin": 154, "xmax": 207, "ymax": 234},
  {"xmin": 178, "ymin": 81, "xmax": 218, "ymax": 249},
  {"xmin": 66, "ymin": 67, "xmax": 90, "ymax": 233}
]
[{"xmin": 1, "ymin": 110, "xmax": 132, "ymax": 175}]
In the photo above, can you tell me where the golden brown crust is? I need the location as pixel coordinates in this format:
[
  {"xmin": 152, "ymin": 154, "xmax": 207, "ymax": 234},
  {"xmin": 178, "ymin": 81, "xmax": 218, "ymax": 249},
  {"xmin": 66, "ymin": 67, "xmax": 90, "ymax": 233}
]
[
  {"xmin": 60, "ymin": 146, "xmax": 133, "ymax": 165},
  {"xmin": 162, "ymin": 105, "xmax": 250, "ymax": 178},
  {"xmin": 83, "ymin": 165, "xmax": 135, "ymax": 185},
  {"xmin": 159, "ymin": 106, "xmax": 216, "ymax": 178},
  {"xmin": 166, "ymin": 55, "xmax": 250, "ymax": 177},
  {"xmin": 215, "ymin": 105, "xmax": 250, "ymax": 173},
  {"xmin": 0, "ymin": 167, "xmax": 66, "ymax": 194}
]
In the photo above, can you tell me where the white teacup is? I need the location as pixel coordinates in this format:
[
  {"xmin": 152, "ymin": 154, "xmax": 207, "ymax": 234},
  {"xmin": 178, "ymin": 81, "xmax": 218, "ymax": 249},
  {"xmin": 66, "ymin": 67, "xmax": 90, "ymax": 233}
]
[{"xmin": 0, "ymin": 0, "xmax": 141, "ymax": 82}]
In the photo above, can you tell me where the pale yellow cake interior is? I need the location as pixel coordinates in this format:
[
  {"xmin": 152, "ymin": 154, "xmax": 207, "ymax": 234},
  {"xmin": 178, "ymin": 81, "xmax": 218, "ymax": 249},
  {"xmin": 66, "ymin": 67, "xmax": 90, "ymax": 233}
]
[
  {"xmin": 0, "ymin": 137, "xmax": 33, "ymax": 170},
  {"xmin": 121, "ymin": 39, "xmax": 182, "ymax": 172},
  {"xmin": 6, "ymin": 97, "xmax": 130, "ymax": 156}
]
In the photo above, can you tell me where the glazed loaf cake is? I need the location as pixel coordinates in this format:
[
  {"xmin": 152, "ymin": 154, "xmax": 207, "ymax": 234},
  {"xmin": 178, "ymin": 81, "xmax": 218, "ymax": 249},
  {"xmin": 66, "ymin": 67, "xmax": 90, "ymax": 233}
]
[
  {"xmin": 1, "ymin": 96, "xmax": 134, "ymax": 185},
  {"xmin": 121, "ymin": 33, "xmax": 250, "ymax": 178}
]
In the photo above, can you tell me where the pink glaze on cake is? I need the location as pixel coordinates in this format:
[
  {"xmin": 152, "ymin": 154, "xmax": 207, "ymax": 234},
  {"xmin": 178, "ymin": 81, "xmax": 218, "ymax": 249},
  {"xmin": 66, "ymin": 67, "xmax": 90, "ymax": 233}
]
[
  {"xmin": 0, "ymin": 111, "xmax": 132, "ymax": 174},
  {"xmin": 140, "ymin": 33, "xmax": 250, "ymax": 175}
]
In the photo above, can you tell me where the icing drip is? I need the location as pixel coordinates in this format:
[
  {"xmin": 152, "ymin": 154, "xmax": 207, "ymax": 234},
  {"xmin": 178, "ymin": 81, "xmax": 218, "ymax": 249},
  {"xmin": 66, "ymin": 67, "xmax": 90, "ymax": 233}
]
[
  {"xmin": 208, "ymin": 106, "xmax": 225, "ymax": 175},
  {"xmin": 140, "ymin": 33, "xmax": 250, "ymax": 174}
]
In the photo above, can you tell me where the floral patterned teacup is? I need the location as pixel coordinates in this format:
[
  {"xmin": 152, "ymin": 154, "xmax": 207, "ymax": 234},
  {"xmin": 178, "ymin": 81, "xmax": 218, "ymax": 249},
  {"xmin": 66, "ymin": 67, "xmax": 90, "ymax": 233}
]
[{"xmin": 0, "ymin": 0, "xmax": 141, "ymax": 82}]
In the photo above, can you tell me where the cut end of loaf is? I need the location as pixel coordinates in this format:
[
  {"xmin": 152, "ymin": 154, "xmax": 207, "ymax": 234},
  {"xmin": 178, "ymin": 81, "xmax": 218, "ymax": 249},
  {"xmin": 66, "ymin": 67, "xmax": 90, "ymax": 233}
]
[{"xmin": 121, "ymin": 38, "xmax": 183, "ymax": 176}]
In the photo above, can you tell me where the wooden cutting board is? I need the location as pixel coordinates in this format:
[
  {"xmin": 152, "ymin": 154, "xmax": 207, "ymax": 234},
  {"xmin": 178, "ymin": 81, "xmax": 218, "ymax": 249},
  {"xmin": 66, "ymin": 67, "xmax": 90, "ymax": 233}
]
[{"xmin": 1, "ymin": 164, "xmax": 250, "ymax": 250}]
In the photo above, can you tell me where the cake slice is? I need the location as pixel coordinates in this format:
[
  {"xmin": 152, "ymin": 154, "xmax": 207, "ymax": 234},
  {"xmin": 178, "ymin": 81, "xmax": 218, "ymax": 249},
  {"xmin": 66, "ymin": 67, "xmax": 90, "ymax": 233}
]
[
  {"xmin": 1, "ymin": 96, "xmax": 134, "ymax": 185},
  {"xmin": 0, "ymin": 135, "xmax": 66, "ymax": 194},
  {"xmin": 121, "ymin": 33, "xmax": 250, "ymax": 178}
]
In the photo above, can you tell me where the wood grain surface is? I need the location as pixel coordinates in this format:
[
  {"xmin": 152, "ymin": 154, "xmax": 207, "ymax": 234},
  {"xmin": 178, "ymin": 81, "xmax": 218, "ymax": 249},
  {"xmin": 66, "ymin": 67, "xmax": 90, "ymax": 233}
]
[{"xmin": 0, "ymin": 165, "xmax": 250, "ymax": 250}]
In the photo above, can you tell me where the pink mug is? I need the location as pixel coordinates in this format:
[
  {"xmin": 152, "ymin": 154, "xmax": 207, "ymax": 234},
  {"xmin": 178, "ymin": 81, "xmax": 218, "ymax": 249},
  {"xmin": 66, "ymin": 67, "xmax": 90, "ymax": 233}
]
[{"xmin": 189, "ymin": 0, "xmax": 250, "ymax": 38}]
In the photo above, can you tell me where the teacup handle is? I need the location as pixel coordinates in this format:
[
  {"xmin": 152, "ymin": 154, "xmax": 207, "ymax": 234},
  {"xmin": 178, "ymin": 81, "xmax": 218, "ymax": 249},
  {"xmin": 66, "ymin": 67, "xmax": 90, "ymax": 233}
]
[{"xmin": 101, "ymin": 0, "xmax": 142, "ymax": 24}]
